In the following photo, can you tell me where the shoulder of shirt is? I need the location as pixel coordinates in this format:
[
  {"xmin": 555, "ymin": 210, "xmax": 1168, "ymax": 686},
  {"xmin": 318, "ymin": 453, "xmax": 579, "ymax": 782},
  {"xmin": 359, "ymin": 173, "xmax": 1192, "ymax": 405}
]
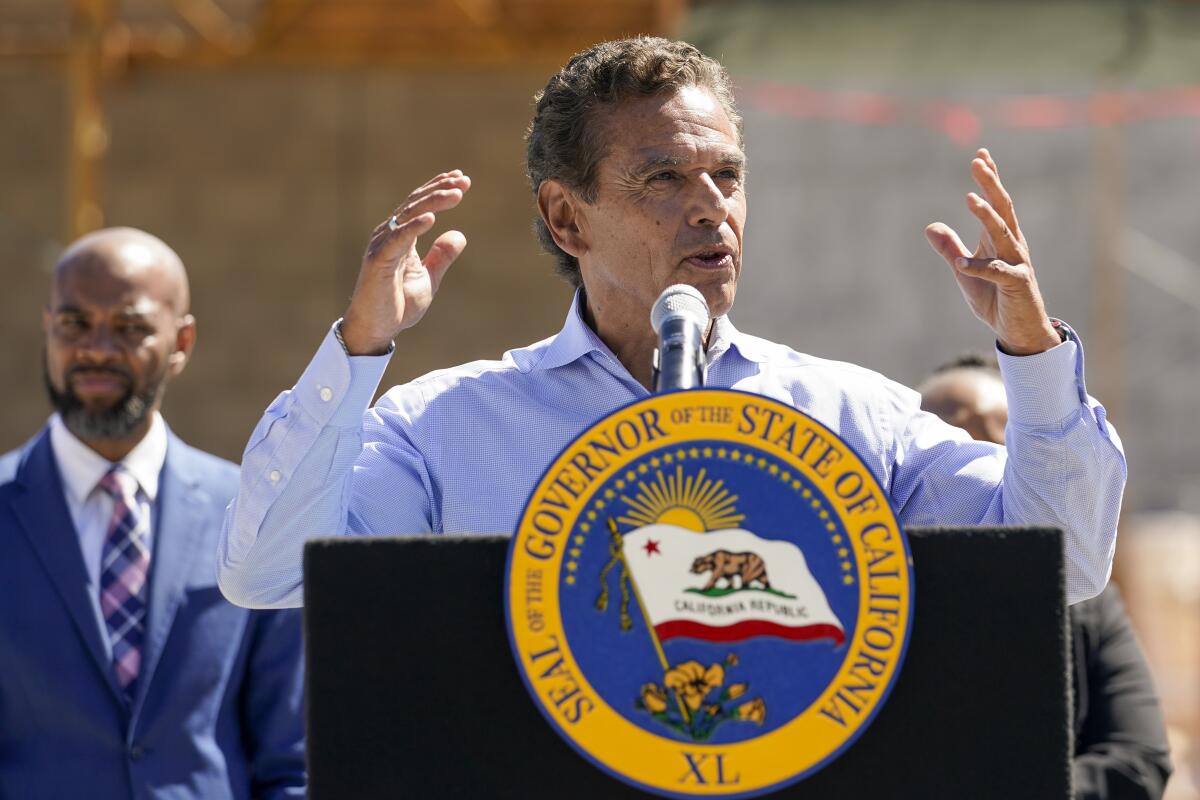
[
  {"xmin": 736, "ymin": 332, "xmax": 913, "ymax": 389},
  {"xmin": 374, "ymin": 334, "xmax": 558, "ymax": 409}
]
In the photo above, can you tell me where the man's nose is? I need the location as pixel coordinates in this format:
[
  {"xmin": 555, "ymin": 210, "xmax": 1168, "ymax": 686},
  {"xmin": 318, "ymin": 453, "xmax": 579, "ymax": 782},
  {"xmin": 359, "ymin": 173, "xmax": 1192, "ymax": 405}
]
[
  {"xmin": 75, "ymin": 326, "xmax": 120, "ymax": 361},
  {"xmin": 687, "ymin": 174, "xmax": 730, "ymax": 228}
]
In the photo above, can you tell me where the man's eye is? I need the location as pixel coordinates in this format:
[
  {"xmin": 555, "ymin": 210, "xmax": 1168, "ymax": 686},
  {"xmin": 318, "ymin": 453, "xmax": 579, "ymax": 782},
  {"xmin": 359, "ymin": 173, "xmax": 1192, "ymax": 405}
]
[
  {"xmin": 57, "ymin": 317, "xmax": 85, "ymax": 332},
  {"xmin": 715, "ymin": 169, "xmax": 741, "ymax": 181},
  {"xmin": 650, "ymin": 171, "xmax": 677, "ymax": 182}
]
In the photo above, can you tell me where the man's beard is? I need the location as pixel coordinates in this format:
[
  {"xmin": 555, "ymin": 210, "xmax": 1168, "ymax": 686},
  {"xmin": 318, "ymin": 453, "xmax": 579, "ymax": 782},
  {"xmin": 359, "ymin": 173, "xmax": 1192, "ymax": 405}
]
[{"xmin": 43, "ymin": 360, "xmax": 165, "ymax": 441}]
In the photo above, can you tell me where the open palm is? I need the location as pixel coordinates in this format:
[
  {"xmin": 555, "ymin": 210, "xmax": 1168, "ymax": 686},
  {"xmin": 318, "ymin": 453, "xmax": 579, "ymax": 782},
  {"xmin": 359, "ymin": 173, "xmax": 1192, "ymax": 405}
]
[
  {"xmin": 341, "ymin": 170, "xmax": 471, "ymax": 355},
  {"xmin": 924, "ymin": 149, "xmax": 1059, "ymax": 356}
]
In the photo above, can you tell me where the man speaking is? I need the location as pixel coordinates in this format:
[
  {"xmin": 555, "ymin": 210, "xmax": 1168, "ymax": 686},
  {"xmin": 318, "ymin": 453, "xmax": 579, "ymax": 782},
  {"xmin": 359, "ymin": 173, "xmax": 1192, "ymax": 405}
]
[{"xmin": 217, "ymin": 37, "xmax": 1125, "ymax": 610}]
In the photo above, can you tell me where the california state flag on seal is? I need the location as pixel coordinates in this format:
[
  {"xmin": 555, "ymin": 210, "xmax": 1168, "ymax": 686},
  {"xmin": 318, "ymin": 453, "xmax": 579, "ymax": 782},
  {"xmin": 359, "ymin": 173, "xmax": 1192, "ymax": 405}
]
[{"xmin": 621, "ymin": 525, "xmax": 845, "ymax": 646}]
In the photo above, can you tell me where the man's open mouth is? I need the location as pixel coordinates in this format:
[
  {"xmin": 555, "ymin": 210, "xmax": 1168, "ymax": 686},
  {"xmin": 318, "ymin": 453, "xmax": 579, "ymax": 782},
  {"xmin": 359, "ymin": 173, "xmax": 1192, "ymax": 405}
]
[{"xmin": 686, "ymin": 250, "xmax": 734, "ymax": 269}]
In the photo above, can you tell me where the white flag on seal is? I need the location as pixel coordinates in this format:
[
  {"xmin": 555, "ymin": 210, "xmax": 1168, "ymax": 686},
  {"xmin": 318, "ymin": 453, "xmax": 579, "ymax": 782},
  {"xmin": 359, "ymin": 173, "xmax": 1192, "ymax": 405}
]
[{"xmin": 620, "ymin": 524, "xmax": 845, "ymax": 646}]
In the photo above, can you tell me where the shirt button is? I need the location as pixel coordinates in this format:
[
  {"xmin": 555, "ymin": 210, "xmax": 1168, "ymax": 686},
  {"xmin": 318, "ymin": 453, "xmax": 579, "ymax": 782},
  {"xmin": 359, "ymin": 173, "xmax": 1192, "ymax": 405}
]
[
  {"xmin": 318, "ymin": 386, "xmax": 334, "ymax": 402},
  {"xmin": 129, "ymin": 744, "xmax": 145, "ymax": 760},
  {"xmin": 268, "ymin": 469, "xmax": 282, "ymax": 483}
]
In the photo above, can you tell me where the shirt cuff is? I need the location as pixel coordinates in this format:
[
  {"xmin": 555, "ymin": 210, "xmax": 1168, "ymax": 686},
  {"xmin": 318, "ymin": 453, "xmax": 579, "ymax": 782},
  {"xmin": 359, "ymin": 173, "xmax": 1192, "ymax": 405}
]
[
  {"xmin": 996, "ymin": 338, "xmax": 1084, "ymax": 428},
  {"xmin": 293, "ymin": 321, "xmax": 392, "ymax": 428}
]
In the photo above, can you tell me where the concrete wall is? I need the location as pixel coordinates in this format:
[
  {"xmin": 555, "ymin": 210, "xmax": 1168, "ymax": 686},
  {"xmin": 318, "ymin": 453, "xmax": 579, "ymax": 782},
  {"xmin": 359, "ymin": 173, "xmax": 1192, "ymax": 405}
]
[{"xmin": 0, "ymin": 63, "xmax": 573, "ymax": 463}]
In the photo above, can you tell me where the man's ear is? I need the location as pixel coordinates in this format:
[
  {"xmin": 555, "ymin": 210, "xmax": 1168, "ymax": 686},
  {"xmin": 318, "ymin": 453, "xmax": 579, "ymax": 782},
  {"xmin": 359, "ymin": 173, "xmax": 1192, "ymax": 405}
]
[
  {"xmin": 537, "ymin": 179, "xmax": 588, "ymax": 259},
  {"xmin": 168, "ymin": 314, "xmax": 196, "ymax": 378}
]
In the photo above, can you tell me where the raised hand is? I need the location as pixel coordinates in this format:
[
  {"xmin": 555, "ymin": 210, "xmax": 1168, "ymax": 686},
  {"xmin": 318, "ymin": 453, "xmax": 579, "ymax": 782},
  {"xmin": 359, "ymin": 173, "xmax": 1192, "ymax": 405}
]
[
  {"xmin": 340, "ymin": 170, "xmax": 471, "ymax": 355},
  {"xmin": 924, "ymin": 149, "xmax": 1060, "ymax": 356}
]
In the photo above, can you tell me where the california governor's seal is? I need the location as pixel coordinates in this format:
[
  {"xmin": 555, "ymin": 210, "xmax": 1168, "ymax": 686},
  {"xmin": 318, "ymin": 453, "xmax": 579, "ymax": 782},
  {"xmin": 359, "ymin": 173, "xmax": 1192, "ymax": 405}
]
[{"xmin": 507, "ymin": 389, "xmax": 913, "ymax": 798}]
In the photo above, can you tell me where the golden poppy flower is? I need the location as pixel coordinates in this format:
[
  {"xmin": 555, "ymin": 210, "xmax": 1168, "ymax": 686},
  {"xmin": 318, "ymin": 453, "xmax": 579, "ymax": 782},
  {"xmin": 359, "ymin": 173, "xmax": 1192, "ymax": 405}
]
[
  {"xmin": 640, "ymin": 683, "xmax": 668, "ymax": 714},
  {"xmin": 664, "ymin": 661, "xmax": 725, "ymax": 711},
  {"xmin": 726, "ymin": 683, "xmax": 748, "ymax": 700},
  {"xmin": 736, "ymin": 698, "xmax": 766, "ymax": 725}
]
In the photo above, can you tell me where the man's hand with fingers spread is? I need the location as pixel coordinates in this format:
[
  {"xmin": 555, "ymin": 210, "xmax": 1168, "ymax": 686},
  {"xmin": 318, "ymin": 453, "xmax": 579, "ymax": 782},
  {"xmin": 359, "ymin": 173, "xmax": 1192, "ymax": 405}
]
[
  {"xmin": 341, "ymin": 170, "xmax": 472, "ymax": 355},
  {"xmin": 924, "ymin": 148, "xmax": 1061, "ymax": 357}
]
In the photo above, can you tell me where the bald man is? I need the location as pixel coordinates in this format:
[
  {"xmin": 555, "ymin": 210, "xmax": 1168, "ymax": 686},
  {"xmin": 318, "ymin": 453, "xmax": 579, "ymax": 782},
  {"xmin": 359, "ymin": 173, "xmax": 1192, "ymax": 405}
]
[
  {"xmin": 921, "ymin": 355, "xmax": 1172, "ymax": 800},
  {"xmin": 0, "ymin": 228, "xmax": 306, "ymax": 799},
  {"xmin": 918, "ymin": 353, "xmax": 1009, "ymax": 445}
]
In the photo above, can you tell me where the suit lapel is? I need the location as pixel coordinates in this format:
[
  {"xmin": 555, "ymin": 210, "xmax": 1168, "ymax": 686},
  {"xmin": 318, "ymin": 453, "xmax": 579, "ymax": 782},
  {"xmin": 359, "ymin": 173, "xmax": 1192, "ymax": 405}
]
[
  {"xmin": 132, "ymin": 434, "xmax": 208, "ymax": 714},
  {"xmin": 8, "ymin": 431, "xmax": 124, "ymax": 703}
]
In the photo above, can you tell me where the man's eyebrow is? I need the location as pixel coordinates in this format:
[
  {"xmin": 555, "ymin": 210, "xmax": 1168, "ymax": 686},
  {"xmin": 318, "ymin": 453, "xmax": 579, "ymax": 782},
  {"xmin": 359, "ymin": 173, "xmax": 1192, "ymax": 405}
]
[
  {"xmin": 630, "ymin": 155, "xmax": 687, "ymax": 175},
  {"xmin": 629, "ymin": 153, "xmax": 747, "ymax": 175},
  {"xmin": 51, "ymin": 304, "xmax": 154, "ymax": 321},
  {"xmin": 114, "ymin": 308, "xmax": 154, "ymax": 320}
]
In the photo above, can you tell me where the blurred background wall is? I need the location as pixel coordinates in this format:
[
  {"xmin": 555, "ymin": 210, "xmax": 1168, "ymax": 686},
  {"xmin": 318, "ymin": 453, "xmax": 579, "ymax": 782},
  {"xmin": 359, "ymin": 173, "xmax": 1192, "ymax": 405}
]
[{"xmin": 1, "ymin": 0, "xmax": 1197, "ymax": 795}]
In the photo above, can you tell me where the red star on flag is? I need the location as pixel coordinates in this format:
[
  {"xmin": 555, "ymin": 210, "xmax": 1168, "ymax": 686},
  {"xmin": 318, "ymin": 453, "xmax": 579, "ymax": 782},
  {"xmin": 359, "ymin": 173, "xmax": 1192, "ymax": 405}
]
[{"xmin": 643, "ymin": 539, "xmax": 661, "ymax": 556}]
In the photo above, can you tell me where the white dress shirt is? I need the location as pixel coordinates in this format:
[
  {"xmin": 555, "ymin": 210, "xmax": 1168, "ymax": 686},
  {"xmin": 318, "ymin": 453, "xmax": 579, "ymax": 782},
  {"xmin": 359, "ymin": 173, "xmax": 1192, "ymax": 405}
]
[{"xmin": 49, "ymin": 411, "xmax": 166, "ymax": 595}]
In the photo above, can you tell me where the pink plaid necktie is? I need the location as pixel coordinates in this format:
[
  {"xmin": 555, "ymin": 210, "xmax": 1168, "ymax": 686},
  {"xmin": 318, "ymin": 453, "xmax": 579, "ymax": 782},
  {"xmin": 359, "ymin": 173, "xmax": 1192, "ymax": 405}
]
[{"xmin": 97, "ymin": 466, "xmax": 150, "ymax": 702}]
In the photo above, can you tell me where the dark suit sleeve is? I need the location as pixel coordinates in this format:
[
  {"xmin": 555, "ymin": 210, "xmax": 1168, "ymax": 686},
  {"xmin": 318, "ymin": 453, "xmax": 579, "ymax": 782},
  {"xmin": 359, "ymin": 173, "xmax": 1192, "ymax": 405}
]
[
  {"xmin": 239, "ymin": 608, "xmax": 307, "ymax": 799},
  {"xmin": 1073, "ymin": 587, "xmax": 1172, "ymax": 800}
]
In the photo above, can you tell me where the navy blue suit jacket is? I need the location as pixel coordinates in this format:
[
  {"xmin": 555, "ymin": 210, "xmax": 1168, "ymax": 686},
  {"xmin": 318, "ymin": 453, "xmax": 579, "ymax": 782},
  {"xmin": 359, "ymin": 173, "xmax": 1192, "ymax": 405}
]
[{"xmin": 0, "ymin": 428, "xmax": 306, "ymax": 799}]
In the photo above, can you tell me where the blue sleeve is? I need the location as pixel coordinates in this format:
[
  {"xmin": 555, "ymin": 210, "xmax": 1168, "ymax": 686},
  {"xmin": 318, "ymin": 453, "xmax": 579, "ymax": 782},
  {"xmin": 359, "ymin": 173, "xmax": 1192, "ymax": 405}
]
[
  {"xmin": 890, "ymin": 335, "xmax": 1126, "ymax": 604},
  {"xmin": 239, "ymin": 608, "xmax": 307, "ymax": 799},
  {"xmin": 218, "ymin": 323, "xmax": 435, "ymax": 609}
]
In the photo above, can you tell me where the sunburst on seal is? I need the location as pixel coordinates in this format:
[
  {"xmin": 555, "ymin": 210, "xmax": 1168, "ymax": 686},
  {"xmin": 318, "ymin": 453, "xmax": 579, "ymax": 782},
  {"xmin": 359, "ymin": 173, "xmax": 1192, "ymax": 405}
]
[{"xmin": 617, "ymin": 465, "xmax": 744, "ymax": 532}]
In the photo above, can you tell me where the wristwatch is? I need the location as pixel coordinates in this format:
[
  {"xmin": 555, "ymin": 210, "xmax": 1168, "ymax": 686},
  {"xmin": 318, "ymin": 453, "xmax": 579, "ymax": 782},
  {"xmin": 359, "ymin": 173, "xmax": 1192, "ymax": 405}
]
[
  {"xmin": 1049, "ymin": 317, "xmax": 1074, "ymax": 344},
  {"xmin": 333, "ymin": 318, "xmax": 349, "ymax": 354},
  {"xmin": 333, "ymin": 318, "xmax": 395, "ymax": 356}
]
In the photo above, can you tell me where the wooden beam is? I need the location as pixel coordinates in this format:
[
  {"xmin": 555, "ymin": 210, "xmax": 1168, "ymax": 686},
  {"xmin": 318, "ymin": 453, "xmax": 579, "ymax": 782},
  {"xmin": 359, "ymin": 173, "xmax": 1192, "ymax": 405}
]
[{"xmin": 67, "ymin": 0, "xmax": 115, "ymax": 239}]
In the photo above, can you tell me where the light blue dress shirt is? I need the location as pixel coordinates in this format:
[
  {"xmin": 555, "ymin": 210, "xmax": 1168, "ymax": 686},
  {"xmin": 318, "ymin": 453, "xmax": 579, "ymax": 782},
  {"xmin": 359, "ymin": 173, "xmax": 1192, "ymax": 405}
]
[{"xmin": 218, "ymin": 293, "xmax": 1125, "ymax": 609}]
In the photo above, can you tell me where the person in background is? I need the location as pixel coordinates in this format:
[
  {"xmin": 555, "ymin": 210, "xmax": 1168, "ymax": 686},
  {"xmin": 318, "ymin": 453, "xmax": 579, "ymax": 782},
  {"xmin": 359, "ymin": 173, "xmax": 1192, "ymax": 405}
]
[
  {"xmin": 0, "ymin": 228, "xmax": 307, "ymax": 799},
  {"xmin": 921, "ymin": 354, "xmax": 1172, "ymax": 800}
]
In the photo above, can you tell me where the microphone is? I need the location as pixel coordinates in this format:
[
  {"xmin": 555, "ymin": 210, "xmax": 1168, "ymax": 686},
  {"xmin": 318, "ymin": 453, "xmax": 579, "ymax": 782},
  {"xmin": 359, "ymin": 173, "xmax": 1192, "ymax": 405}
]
[{"xmin": 650, "ymin": 284, "xmax": 709, "ymax": 392}]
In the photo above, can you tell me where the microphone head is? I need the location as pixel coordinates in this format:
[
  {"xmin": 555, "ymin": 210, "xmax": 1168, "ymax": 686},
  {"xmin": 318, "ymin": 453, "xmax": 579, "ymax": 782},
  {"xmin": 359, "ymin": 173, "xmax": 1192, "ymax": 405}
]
[{"xmin": 650, "ymin": 284, "xmax": 710, "ymax": 336}]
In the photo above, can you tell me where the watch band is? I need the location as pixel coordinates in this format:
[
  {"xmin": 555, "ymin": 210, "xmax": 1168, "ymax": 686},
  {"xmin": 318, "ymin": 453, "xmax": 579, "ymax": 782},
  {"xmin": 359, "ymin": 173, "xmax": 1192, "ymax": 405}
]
[
  {"xmin": 333, "ymin": 318, "xmax": 396, "ymax": 356},
  {"xmin": 333, "ymin": 318, "xmax": 350, "ymax": 354},
  {"xmin": 1049, "ymin": 317, "xmax": 1074, "ymax": 344}
]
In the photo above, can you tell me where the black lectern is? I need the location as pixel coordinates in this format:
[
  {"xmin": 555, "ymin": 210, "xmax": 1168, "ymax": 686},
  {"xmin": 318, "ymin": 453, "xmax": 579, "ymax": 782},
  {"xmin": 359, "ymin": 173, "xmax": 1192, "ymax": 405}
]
[{"xmin": 303, "ymin": 526, "xmax": 1071, "ymax": 799}]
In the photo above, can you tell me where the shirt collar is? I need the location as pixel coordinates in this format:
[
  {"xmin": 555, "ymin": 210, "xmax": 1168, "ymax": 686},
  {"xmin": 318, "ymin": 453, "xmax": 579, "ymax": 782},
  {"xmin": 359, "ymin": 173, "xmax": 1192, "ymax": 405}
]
[
  {"xmin": 49, "ymin": 411, "xmax": 168, "ymax": 505},
  {"xmin": 707, "ymin": 314, "xmax": 770, "ymax": 364},
  {"xmin": 530, "ymin": 289, "xmax": 770, "ymax": 372},
  {"xmin": 531, "ymin": 290, "xmax": 611, "ymax": 372}
]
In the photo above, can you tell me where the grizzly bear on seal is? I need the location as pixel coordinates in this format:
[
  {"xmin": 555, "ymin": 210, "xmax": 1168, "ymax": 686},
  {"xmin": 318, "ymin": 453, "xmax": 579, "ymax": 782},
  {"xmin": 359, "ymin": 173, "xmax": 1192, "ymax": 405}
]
[{"xmin": 690, "ymin": 550, "xmax": 770, "ymax": 591}]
